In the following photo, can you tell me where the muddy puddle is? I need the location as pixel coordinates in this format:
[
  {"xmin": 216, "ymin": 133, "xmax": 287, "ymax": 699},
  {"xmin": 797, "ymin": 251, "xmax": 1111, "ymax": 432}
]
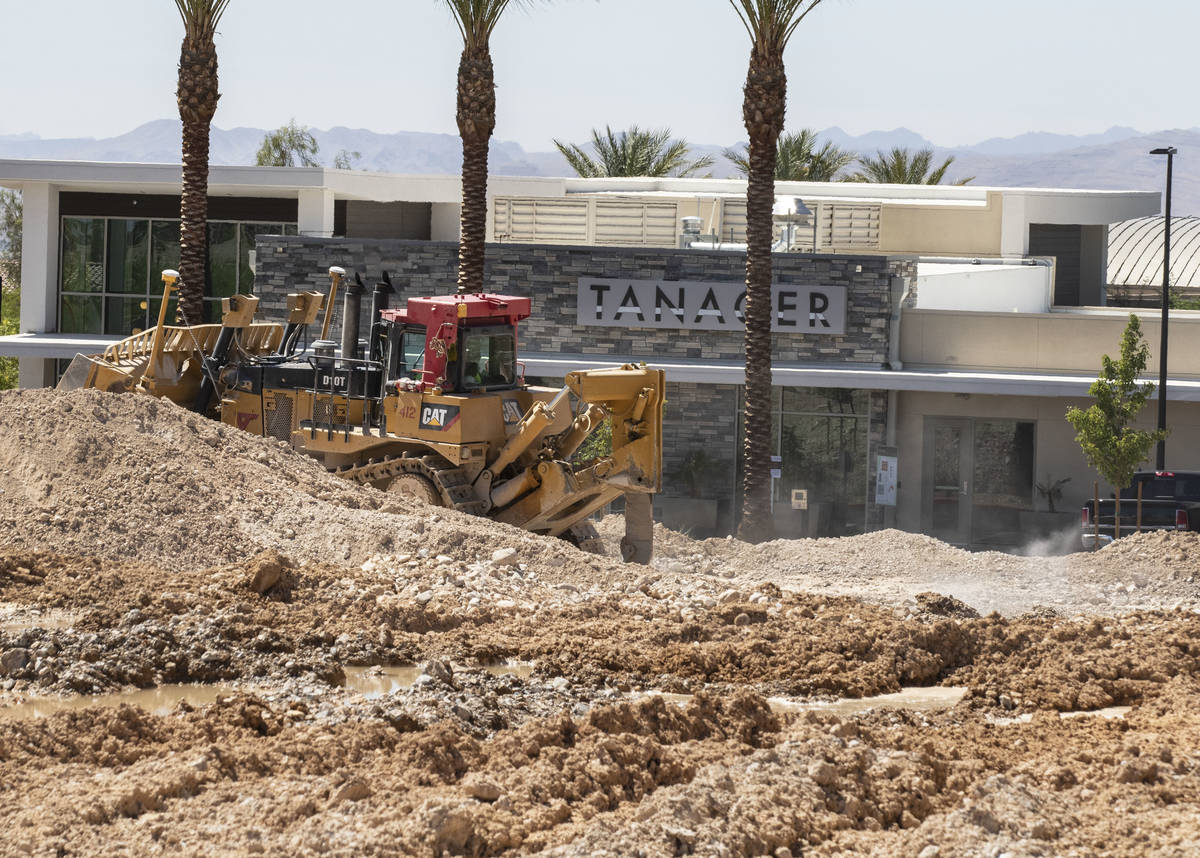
[
  {"xmin": 0, "ymin": 684, "xmax": 240, "ymax": 720},
  {"xmin": 988, "ymin": 705, "xmax": 1133, "ymax": 726},
  {"xmin": 0, "ymin": 604, "xmax": 77, "ymax": 633},
  {"xmin": 342, "ymin": 662, "xmax": 537, "ymax": 698},
  {"xmin": 639, "ymin": 686, "xmax": 969, "ymax": 715}
]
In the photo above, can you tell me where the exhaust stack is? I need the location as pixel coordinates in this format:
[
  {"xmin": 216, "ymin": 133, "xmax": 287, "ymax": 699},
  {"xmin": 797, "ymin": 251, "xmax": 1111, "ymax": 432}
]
[{"xmin": 341, "ymin": 272, "xmax": 365, "ymax": 361}]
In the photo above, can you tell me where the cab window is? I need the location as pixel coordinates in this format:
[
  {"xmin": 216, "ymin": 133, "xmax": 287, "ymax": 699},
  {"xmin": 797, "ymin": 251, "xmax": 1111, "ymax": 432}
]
[
  {"xmin": 395, "ymin": 325, "xmax": 426, "ymax": 381},
  {"xmin": 460, "ymin": 326, "xmax": 517, "ymax": 391}
]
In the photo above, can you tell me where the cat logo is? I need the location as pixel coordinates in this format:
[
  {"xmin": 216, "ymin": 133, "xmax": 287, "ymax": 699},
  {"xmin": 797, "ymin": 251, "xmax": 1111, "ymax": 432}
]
[
  {"xmin": 419, "ymin": 404, "xmax": 461, "ymax": 431},
  {"xmin": 236, "ymin": 412, "xmax": 257, "ymax": 431}
]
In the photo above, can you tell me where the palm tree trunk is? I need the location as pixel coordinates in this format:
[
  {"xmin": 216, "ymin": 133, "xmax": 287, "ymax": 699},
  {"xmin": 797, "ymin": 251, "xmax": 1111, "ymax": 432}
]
[
  {"xmin": 738, "ymin": 46, "xmax": 786, "ymax": 543},
  {"xmin": 179, "ymin": 116, "xmax": 210, "ymax": 323},
  {"xmin": 458, "ymin": 135, "xmax": 490, "ymax": 293},
  {"xmin": 455, "ymin": 45, "xmax": 496, "ymax": 295},
  {"xmin": 176, "ymin": 26, "xmax": 220, "ymax": 325}
]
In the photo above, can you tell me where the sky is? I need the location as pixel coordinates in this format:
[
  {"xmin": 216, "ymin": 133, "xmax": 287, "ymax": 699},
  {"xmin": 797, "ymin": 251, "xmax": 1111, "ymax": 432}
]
[{"xmin": 2, "ymin": 0, "xmax": 1198, "ymax": 150}]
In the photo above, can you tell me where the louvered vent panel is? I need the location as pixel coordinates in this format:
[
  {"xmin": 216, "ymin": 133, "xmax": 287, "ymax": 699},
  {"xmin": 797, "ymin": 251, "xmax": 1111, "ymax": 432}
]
[
  {"xmin": 719, "ymin": 200, "xmax": 748, "ymax": 243},
  {"xmin": 595, "ymin": 202, "xmax": 678, "ymax": 247},
  {"xmin": 818, "ymin": 204, "xmax": 881, "ymax": 249},
  {"xmin": 494, "ymin": 198, "xmax": 588, "ymax": 243}
]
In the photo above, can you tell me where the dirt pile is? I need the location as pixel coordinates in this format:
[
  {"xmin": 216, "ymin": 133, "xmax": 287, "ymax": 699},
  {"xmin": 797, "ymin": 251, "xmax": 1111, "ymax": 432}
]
[
  {"xmin": 0, "ymin": 388, "xmax": 642, "ymax": 591},
  {"xmin": 597, "ymin": 517, "xmax": 1200, "ymax": 615}
]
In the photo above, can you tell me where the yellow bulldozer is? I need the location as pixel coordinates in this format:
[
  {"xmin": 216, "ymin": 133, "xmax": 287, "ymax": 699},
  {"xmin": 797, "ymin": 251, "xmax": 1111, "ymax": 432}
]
[{"xmin": 60, "ymin": 268, "xmax": 664, "ymax": 562}]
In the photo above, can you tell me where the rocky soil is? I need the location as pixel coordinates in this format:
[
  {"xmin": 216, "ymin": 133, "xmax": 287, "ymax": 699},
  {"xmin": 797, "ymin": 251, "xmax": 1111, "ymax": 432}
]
[{"xmin": 0, "ymin": 388, "xmax": 1198, "ymax": 856}]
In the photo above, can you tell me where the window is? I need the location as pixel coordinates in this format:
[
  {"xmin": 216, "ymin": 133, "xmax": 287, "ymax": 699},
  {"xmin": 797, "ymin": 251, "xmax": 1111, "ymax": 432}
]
[
  {"xmin": 396, "ymin": 326, "xmax": 427, "ymax": 381},
  {"xmin": 459, "ymin": 326, "xmax": 517, "ymax": 391},
  {"xmin": 736, "ymin": 387, "xmax": 870, "ymax": 537},
  {"xmin": 58, "ymin": 216, "xmax": 298, "ymax": 334}
]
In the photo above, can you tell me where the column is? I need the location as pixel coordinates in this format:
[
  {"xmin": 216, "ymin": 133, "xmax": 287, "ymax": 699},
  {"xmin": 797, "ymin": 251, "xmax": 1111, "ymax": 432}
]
[
  {"xmin": 297, "ymin": 188, "xmax": 335, "ymax": 237},
  {"xmin": 18, "ymin": 182, "xmax": 58, "ymax": 387}
]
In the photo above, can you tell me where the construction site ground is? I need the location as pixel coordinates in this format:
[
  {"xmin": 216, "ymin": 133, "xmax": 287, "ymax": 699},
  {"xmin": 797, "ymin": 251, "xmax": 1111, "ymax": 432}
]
[{"xmin": 1, "ymin": 388, "xmax": 1198, "ymax": 857}]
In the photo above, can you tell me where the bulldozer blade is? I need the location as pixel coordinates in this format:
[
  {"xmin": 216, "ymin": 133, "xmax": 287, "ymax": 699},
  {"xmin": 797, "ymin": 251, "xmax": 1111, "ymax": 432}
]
[{"xmin": 55, "ymin": 354, "xmax": 99, "ymax": 391}]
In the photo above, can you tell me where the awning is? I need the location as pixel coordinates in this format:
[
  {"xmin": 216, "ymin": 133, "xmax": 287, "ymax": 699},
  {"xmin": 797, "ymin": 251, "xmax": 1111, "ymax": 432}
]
[
  {"xmin": 0, "ymin": 332, "xmax": 122, "ymax": 359},
  {"xmin": 521, "ymin": 353, "xmax": 1200, "ymax": 401},
  {"xmin": 9, "ymin": 334, "xmax": 1200, "ymax": 402}
]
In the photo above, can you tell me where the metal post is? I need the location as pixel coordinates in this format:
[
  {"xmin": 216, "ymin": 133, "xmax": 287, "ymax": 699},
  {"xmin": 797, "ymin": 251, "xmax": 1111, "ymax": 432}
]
[{"xmin": 1150, "ymin": 147, "xmax": 1176, "ymax": 470}]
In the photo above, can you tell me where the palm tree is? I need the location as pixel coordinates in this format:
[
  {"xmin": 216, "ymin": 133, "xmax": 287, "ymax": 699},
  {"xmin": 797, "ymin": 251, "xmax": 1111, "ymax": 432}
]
[
  {"xmin": 724, "ymin": 128, "xmax": 854, "ymax": 182},
  {"xmin": 554, "ymin": 126, "xmax": 715, "ymax": 178},
  {"xmin": 173, "ymin": 0, "xmax": 230, "ymax": 324},
  {"xmin": 851, "ymin": 147, "xmax": 974, "ymax": 185},
  {"xmin": 729, "ymin": 0, "xmax": 827, "ymax": 543},
  {"xmin": 441, "ymin": 0, "xmax": 529, "ymax": 295}
]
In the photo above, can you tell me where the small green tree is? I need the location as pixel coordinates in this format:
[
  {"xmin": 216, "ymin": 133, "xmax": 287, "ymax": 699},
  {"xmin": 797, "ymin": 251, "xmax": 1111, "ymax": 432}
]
[
  {"xmin": 0, "ymin": 189, "xmax": 18, "ymax": 389},
  {"xmin": 332, "ymin": 149, "xmax": 362, "ymax": 170},
  {"xmin": 0, "ymin": 189, "xmax": 21, "ymax": 282},
  {"xmin": 0, "ymin": 286, "xmax": 17, "ymax": 391},
  {"xmin": 255, "ymin": 120, "xmax": 321, "ymax": 167},
  {"xmin": 1065, "ymin": 314, "xmax": 1167, "ymax": 540}
]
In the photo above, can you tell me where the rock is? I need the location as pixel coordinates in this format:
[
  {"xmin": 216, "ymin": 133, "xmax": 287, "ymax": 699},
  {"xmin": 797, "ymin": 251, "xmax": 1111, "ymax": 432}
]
[
  {"xmin": 999, "ymin": 694, "xmax": 1016, "ymax": 711},
  {"xmin": 491, "ymin": 548, "xmax": 519, "ymax": 567},
  {"xmin": 918, "ymin": 847, "xmax": 941, "ymax": 858},
  {"xmin": 463, "ymin": 776, "xmax": 502, "ymax": 802},
  {"xmin": 246, "ymin": 552, "xmax": 284, "ymax": 594},
  {"xmin": 0, "ymin": 648, "xmax": 30, "ymax": 675},
  {"xmin": 331, "ymin": 778, "xmax": 372, "ymax": 803},
  {"xmin": 416, "ymin": 590, "xmax": 434, "ymax": 605},
  {"xmin": 1116, "ymin": 759, "xmax": 1158, "ymax": 784},
  {"xmin": 807, "ymin": 761, "xmax": 837, "ymax": 786},
  {"xmin": 733, "ymin": 613, "xmax": 751, "ymax": 627},
  {"xmin": 718, "ymin": 589, "xmax": 744, "ymax": 604},
  {"xmin": 423, "ymin": 660, "xmax": 453, "ymax": 683}
]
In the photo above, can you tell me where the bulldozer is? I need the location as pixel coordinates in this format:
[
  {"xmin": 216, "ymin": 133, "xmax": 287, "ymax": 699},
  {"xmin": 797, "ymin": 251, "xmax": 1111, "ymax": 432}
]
[{"xmin": 59, "ymin": 268, "xmax": 663, "ymax": 562}]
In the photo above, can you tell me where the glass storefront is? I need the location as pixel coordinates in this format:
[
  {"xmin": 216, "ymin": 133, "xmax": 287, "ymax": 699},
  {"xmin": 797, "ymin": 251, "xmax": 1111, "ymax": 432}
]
[
  {"xmin": 737, "ymin": 387, "xmax": 871, "ymax": 538},
  {"xmin": 58, "ymin": 216, "xmax": 298, "ymax": 333}
]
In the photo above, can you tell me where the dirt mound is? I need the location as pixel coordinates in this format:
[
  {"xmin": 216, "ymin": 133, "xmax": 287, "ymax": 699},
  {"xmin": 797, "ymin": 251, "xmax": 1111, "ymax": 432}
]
[
  {"xmin": 597, "ymin": 515, "xmax": 1200, "ymax": 616},
  {"xmin": 0, "ymin": 389, "xmax": 636, "ymax": 587}
]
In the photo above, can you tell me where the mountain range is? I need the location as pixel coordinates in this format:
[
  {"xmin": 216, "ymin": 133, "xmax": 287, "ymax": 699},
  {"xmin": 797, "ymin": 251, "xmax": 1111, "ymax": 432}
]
[{"xmin": 0, "ymin": 121, "xmax": 1191, "ymax": 213}]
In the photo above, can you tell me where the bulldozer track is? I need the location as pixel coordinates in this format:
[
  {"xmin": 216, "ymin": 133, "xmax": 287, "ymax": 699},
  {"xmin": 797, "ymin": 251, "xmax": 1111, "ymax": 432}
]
[
  {"xmin": 334, "ymin": 454, "xmax": 605, "ymax": 555},
  {"xmin": 335, "ymin": 455, "xmax": 488, "ymax": 517}
]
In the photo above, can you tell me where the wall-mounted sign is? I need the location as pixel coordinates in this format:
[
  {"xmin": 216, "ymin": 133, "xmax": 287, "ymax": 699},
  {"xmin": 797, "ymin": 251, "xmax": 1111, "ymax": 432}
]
[
  {"xmin": 578, "ymin": 278, "xmax": 847, "ymax": 335},
  {"xmin": 791, "ymin": 489, "xmax": 808, "ymax": 510},
  {"xmin": 875, "ymin": 452, "xmax": 898, "ymax": 506}
]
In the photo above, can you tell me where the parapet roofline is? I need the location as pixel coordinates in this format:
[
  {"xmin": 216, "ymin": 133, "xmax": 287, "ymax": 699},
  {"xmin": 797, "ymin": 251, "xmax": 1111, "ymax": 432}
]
[{"xmin": 0, "ymin": 158, "xmax": 567, "ymax": 201}]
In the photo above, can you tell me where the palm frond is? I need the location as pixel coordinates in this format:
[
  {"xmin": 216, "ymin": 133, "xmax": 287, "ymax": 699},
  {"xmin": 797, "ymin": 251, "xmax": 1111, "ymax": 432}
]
[
  {"xmin": 439, "ymin": 0, "xmax": 539, "ymax": 48},
  {"xmin": 850, "ymin": 147, "xmax": 973, "ymax": 185},
  {"xmin": 728, "ymin": 0, "xmax": 827, "ymax": 52},
  {"xmin": 173, "ymin": 0, "xmax": 231, "ymax": 36},
  {"xmin": 557, "ymin": 126, "xmax": 712, "ymax": 178}
]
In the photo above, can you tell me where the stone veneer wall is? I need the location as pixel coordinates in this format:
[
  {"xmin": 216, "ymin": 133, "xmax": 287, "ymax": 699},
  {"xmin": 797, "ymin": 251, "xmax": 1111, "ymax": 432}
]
[
  {"xmin": 252, "ymin": 237, "xmax": 913, "ymax": 365},
  {"xmin": 253, "ymin": 237, "xmax": 914, "ymax": 533}
]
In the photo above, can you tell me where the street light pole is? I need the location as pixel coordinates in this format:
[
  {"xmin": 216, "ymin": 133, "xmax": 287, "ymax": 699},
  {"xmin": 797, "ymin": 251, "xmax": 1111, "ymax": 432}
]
[{"xmin": 1150, "ymin": 146, "xmax": 1176, "ymax": 471}]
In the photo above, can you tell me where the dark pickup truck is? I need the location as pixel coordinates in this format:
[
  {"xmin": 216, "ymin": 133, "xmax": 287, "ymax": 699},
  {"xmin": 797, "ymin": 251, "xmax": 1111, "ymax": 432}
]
[{"xmin": 1081, "ymin": 471, "xmax": 1200, "ymax": 549}]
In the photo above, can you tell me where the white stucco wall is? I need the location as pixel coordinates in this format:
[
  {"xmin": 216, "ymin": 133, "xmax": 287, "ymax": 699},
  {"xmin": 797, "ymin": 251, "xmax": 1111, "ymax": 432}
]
[
  {"xmin": 915, "ymin": 263, "xmax": 1052, "ymax": 313},
  {"xmin": 431, "ymin": 203, "xmax": 461, "ymax": 242}
]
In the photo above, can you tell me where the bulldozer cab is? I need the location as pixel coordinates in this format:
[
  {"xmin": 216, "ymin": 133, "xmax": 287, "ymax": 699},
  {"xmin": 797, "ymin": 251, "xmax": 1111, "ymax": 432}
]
[{"xmin": 380, "ymin": 293, "xmax": 530, "ymax": 394}]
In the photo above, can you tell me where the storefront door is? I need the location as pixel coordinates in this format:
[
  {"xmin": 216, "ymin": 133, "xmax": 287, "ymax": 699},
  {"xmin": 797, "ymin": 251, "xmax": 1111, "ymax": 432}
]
[
  {"xmin": 922, "ymin": 417, "xmax": 1037, "ymax": 547},
  {"xmin": 924, "ymin": 417, "xmax": 973, "ymax": 544}
]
